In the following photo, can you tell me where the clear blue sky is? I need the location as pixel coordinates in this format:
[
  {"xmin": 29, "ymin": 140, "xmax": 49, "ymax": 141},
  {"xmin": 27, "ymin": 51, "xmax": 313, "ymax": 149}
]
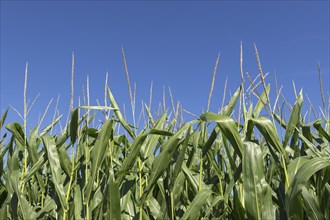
[{"xmin": 1, "ymin": 1, "xmax": 329, "ymax": 129}]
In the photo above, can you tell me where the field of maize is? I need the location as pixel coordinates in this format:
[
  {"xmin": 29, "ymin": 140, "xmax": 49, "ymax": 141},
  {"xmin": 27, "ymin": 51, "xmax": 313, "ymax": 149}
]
[{"xmin": 0, "ymin": 47, "xmax": 329, "ymax": 219}]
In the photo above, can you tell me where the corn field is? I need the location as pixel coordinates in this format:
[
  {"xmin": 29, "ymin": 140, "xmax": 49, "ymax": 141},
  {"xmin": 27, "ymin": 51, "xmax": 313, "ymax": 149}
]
[{"xmin": 0, "ymin": 49, "xmax": 330, "ymax": 219}]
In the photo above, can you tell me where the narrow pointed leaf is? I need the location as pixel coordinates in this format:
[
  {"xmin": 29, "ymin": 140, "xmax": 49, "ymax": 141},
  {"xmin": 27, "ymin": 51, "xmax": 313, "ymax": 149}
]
[
  {"xmin": 200, "ymin": 112, "xmax": 243, "ymax": 158},
  {"xmin": 283, "ymin": 90, "xmax": 303, "ymax": 147},
  {"xmin": 5, "ymin": 123, "xmax": 26, "ymax": 147},
  {"xmin": 42, "ymin": 136, "xmax": 68, "ymax": 211},
  {"xmin": 70, "ymin": 108, "xmax": 79, "ymax": 144},
  {"xmin": 85, "ymin": 119, "xmax": 113, "ymax": 203},
  {"xmin": 301, "ymin": 187, "xmax": 324, "ymax": 220},
  {"xmin": 222, "ymin": 86, "xmax": 242, "ymax": 116},
  {"xmin": 314, "ymin": 120, "xmax": 330, "ymax": 141},
  {"xmin": 39, "ymin": 114, "xmax": 62, "ymax": 137},
  {"xmin": 107, "ymin": 86, "xmax": 135, "ymax": 138},
  {"xmin": 250, "ymin": 117, "xmax": 285, "ymax": 155},
  {"xmin": 10, "ymin": 170, "xmax": 38, "ymax": 219},
  {"xmin": 253, "ymin": 84, "xmax": 270, "ymax": 117},
  {"xmin": 141, "ymin": 122, "xmax": 192, "ymax": 204},
  {"xmin": 202, "ymin": 86, "xmax": 241, "ymax": 156},
  {"xmin": 118, "ymin": 128, "xmax": 172, "ymax": 184},
  {"xmin": 0, "ymin": 108, "xmax": 8, "ymax": 131},
  {"xmin": 181, "ymin": 188, "xmax": 212, "ymax": 220},
  {"xmin": 74, "ymin": 185, "xmax": 83, "ymax": 219},
  {"xmin": 243, "ymin": 141, "xmax": 274, "ymax": 220},
  {"xmin": 109, "ymin": 173, "xmax": 121, "ymax": 220},
  {"xmin": 286, "ymin": 157, "xmax": 330, "ymax": 217}
]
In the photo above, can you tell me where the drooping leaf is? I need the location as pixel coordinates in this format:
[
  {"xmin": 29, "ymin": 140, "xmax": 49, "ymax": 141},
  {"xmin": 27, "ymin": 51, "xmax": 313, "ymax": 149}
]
[
  {"xmin": 107, "ymin": 86, "xmax": 135, "ymax": 138},
  {"xmin": 314, "ymin": 120, "xmax": 330, "ymax": 142},
  {"xmin": 5, "ymin": 123, "xmax": 26, "ymax": 147},
  {"xmin": 200, "ymin": 113, "xmax": 243, "ymax": 158},
  {"xmin": 202, "ymin": 86, "xmax": 241, "ymax": 156},
  {"xmin": 286, "ymin": 157, "xmax": 330, "ymax": 218},
  {"xmin": 250, "ymin": 117, "xmax": 285, "ymax": 156}
]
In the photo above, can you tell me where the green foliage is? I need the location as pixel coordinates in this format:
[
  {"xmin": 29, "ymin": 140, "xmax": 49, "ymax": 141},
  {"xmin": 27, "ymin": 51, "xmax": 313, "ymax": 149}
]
[{"xmin": 0, "ymin": 81, "xmax": 329, "ymax": 220}]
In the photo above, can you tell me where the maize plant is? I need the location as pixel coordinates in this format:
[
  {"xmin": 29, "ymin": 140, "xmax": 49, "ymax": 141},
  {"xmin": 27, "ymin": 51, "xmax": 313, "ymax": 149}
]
[{"xmin": 0, "ymin": 54, "xmax": 329, "ymax": 220}]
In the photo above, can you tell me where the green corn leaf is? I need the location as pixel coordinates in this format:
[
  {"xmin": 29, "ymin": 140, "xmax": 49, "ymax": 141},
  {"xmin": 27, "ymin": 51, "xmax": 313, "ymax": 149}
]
[
  {"xmin": 243, "ymin": 141, "xmax": 274, "ymax": 220},
  {"xmin": 141, "ymin": 122, "xmax": 193, "ymax": 204},
  {"xmin": 57, "ymin": 146, "xmax": 72, "ymax": 176},
  {"xmin": 286, "ymin": 157, "xmax": 330, "ymax": 218},
  {"xmin": 253, "ymin": 84, "xmax": 270, "ymax": 117},
  {"xmin": 117, "ymin": 128, "xmax": 172, "ymax": 184},
  {"xmin": 91, "ymin": 186, "xmax": 103, "ymax": 211},
  {"xmin": 243, "ymin": 104, "xmax": 253, "ymax": 139},
  {"xmin": 302, "ymin": 124, "xmax": 313, "ymax": 152},
  {"xmin": 200, "ymin": 113, "xmax": 243, "ymax": 158},
  {"xmin": 10, "ymin": 170, "xmax": 37, "ymax": 219},
  {"xmin": 182, "ymin": 163, "xmax": 201, "ymax": 194},
  {"xmin": 287, "ymin": 157, "xmax": 310, "ymax": 187},
  {"xmin": 296, "ymin": 133, "xmax": 322, "ymax": 157},
  {"xmin": 172, "ymin": 172, "xmax": 186, "ymax": 207},
  {"xmin": 144, "ymin": 104, "xmax": 155, "ymax": 126},
  {"xmin": 39, "ymin": 114, "xmax": 62, "ymax": 137},
  {"xmin": 109, "ymin": 171, "xmax": 121, "ymax": 220},
  {"xmin": 171, "ymin": 125, "xmax": 192, "ymax": 187},
  {"xmin": 74, "ymin": 184, "xmax": 83, "ymax": 220},
  {"xmin": 283, "ymin": 90, "xmax": 303, "ymax": 148},
  {"xmin": 27, "ymin": 127, "xmax": 40, "ymax": 163},
  {"xmin": 147, "ymin": 197, "xmax": 162, "ymax": 218},
  {"xmin": 314, "ymin": 120, "xmax": 330, "ymax": 141},
  {"xmin": 56, "ymin": 129, "xmax": 70, "ymax": 147},
  {"xmin": 0, "ymin": 108, "xmax": 8, "ymax": 131},
  {"xmin": 301, "ymin": 186, "xmax": 324, "ymax": 220},
  {"xmin": 36, "ymin": 196, "xmax": 57, "ymax": 218},
  {"xmin": 202, "ymin": 86, "xmax": 241, "ymax": 156},
  {"xmin": 181, "ymin": 188, "xmax": 212, "ymax": 220},
  {"xmin": 202, "ymin": 126, "xmax": 220, "ymax": 156},
  {"xmin": 42, "ymin": 136, "xmax": 68, "ymax": 211},
  {"xmin": 204, "ymin": 195, "xmax": 224, "ymax": 218},
  {"xmin": 107, "ymin": 86, "xmax": 135, "ymax": 138},
  {"xmin": 21, "ymin": 153, "xmax": 45, "ymax": 185},
  {"xmin": 222, "ymin": 86, "xmax": 242, "ymax": 116},
  {"xmin": 142, "ymin": 112, "xmax": 167, "ymax": 159},
  {"xmin": 250, "ymin": 117, "xmax": 285, "ymax": 156},
  {"xmin": 70, "ymin": 108, "xmax": 79, "ymax": 144},
  {"xmin": 79, "ymin": 105, "xmax": 117, "ymax": 111},
  {"xmin": 233, "ymin": 187, "xmax": 245, "ymax": 220},
  {"xmin": 5, "ymin": 123, "xmax": 26, "ymax": 147},
  {"xmin": 224, "ymin": 163, "xmax": 242, "ymax": 202},
  {"xmin": 84, "ymin": 119, "xmax": 113, "ymax": 203}
]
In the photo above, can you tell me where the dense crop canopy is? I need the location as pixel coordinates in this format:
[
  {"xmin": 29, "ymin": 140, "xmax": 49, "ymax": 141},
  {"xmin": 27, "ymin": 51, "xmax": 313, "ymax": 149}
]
[{"xmin": 1, "ymin": 59, "xmax": 329, "ymax": 219}]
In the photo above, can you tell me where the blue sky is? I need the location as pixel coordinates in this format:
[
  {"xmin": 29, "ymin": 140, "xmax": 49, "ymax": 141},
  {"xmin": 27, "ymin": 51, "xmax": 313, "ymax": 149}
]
[{"xmin": 1, "ymin": 1, "xmax": 329, "ymax": 129}]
